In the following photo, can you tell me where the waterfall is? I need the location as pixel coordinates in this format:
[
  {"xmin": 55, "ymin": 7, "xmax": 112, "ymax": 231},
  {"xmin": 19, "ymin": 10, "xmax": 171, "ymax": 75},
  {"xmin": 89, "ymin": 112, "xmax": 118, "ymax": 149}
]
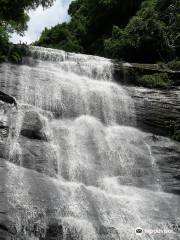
[{"xmin": 0, "ymin": 46, "xmax": 179, "ymax": 239}]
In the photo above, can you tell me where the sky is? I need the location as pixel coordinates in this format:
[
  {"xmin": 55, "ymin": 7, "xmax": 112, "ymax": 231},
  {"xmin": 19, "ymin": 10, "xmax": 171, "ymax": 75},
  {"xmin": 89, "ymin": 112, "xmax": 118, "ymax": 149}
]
[{"xmin": 11, "ymin": 0, "xmax": 72, "ymax": 44}]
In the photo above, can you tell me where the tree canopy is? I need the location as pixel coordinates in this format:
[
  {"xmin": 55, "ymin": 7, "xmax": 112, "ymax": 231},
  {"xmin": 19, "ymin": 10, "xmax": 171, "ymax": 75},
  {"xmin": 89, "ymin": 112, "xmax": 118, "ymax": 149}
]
[
  {"xmin": 0, "ymin": 0, "xmax": 54, "ymax": 33},
  {"xmin": 0, "ymin": 0, "xmax": 55, "ymax": 63},
  {"xmin": 37, "ymin": 0, "xmax": 180, "ymax": 63}
]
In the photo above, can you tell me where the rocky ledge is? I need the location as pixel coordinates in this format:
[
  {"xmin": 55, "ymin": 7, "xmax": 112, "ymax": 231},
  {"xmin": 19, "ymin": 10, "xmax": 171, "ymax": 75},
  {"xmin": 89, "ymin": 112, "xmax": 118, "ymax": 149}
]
[
  {"xmin": 113, "ymin": 62, "xmax": 180, "ymax": 141},
  {"xmin": 127, "ymin": 87, "xmax": 180, "ymax": 141},
  {"xmin": 114, "ymin": 62, "xmax": 180, "ymax": 86},
  {"xmin": 0, "ymin": 103, "xmax": 58, "ymax": 177}
]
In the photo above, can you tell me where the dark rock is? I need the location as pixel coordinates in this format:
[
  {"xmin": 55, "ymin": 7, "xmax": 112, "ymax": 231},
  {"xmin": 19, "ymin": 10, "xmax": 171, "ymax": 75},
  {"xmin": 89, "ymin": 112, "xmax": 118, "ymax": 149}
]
[
  {"xmin": 0, "ymin": 224, "xmax": 9, "ymax": 233},
  {"xmin": 147, "ymin": 137, "xmax": 180, "ymax": 195},
  {"xmin": 45, "ymin": 223, "xmax": 63, "ymax": 239},
  {"xmin": 114, "ymin": 62, "xmax": 180, "ymax": 86},
  {"xmin": 0, "ymin": 91, "xmax": 17, "ymax": 109},
  {"xmin": 127, "ymin": 87, "xmax": 180, "ymax": 140},
  {"xmin": 21, "ymin": 111, "xmax": 49, "ymax": 141},
  {"xmin": 98, "ymin": 225, "xmax": 120, "ymax": 240},
  {"xmin": 21, "ymin": 129, "xmax": 45, "ymax": 140},
  {"xmin": 0, "ymin": 106, "xmax": 58, "ymax": 176}
]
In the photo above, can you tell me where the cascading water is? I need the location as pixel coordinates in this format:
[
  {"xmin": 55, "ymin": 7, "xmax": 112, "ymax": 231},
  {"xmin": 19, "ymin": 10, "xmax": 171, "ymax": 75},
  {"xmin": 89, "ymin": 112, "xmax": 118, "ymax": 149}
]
[{"xmin": 0, "ymin": 46, "xmax": 179, "ymax": 240}]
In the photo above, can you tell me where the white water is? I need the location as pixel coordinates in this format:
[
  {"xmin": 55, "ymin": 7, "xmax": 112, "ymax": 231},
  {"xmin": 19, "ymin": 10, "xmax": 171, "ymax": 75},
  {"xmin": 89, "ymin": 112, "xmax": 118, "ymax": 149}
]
[{"xmin": 0, "ymin": 47, "xmax": 180, "ymax": 239}]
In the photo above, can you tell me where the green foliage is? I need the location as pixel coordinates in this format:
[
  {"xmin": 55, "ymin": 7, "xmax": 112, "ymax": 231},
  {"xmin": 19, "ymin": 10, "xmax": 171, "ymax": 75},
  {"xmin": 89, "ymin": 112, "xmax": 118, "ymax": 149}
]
[
  {"xmin": 8, "ymin": 45, "xmax": 30, "ymax": 64},
  {"xmin": 0, "ymin": 0, "xmax": 54, "ymax": 23},
  {"xmin": 0, "ymin": 0, "xmax": 54, "ymax": 63},
  {"xmin": 36, "ymin": 0, "xmax": 143, "ymax": 54},
  {"xmin": 0, "ymin": 0, "xmax": 54, "ymax": 37},
  {"xmin": 168, "ymin": 59, "xmax": 180, "ymax": 71},
  {"xmin": 139, "ymin": 73, "xmax": 173, "ymax": 88},
  {"xmin": 104, "ymin": 26, "xmax": 135, "ymax": 60},
  {"xmin": 105, "ymin": 0, "xmax": 179, "ymax": 62},
  {"xmin": 0, "ymin": 37, "xmax": 30, "ymax": 64},
  {"xmin": 37, "ymin": 22, "xmax": 83, "ymax": 52},
  {"xmin": 0, "ymin": 26, "xmax": 9, "ymax": 62},
  {"xmin": 0, "ymin": 26, "xmax": 9, "ymax": 45},
  {"xmin": 37, "ymin": 0, "xmax": 179, "ymax": 64}
]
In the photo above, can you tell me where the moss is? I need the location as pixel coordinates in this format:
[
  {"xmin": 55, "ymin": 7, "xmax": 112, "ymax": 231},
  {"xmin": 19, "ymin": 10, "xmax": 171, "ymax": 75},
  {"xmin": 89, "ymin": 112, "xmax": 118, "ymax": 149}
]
[
  {"xmin": 139, "ymin": 73, "xmax": 173, "ymax": 89},
  {"xmin": 168, "ymin": 60, "xmax": 180, "ymax": 71}
]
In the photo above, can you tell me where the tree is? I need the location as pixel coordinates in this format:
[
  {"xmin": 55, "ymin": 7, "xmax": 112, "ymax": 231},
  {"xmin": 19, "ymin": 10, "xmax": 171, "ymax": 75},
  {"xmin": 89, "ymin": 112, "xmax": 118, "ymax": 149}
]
[
  {"xmin": 0, "ymin": 0, "xmax": 55, "ymax": 33},
  {"xmin": 37, "ymin": 23, "xmax": 83, "ymax": 52},
  {"xmin": 37, "ymin": 0, "xmax": 179, "ymax": 63},
  {"xmin": 37, "ymin": 0, "xmax": 143, "ymax": 54},
  {"xmin": 0, "ymin": 0, "xmax": 55, "ymax": 63},
  {"xmin": 105, "ymin": 0, "xmax": 180, "ymax": 62}
]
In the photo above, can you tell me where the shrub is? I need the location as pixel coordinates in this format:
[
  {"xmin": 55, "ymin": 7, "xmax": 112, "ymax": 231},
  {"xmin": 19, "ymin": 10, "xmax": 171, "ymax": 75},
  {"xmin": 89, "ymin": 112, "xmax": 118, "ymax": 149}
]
[
  {"xmin": 139, "ymin": 73, "xmax": 173, "ymax": 89},
  {"xmin": 168, "ymin": 60, "xmax": 180, "ymax": 71},
  {"xmin": 7, "ymin": 44, "xmax": 29, "ymax": 64}
]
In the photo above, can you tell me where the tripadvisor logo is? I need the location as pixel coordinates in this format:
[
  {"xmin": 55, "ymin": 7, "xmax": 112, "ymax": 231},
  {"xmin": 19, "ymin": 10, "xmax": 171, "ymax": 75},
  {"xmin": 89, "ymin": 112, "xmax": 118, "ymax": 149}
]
[{"xmin": 135, "ymin": 227, "xmax": 143, "ymax": 235}]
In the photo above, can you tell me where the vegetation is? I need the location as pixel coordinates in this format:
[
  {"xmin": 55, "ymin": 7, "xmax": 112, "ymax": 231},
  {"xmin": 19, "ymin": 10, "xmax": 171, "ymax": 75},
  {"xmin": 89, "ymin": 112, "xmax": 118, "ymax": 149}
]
[
  {"xmin": 0, "ymin": 24, "xmax": 29, "ymax": 63},
  {"xmin": 168, "ymin": 59, "xmax": 180, "ymax": 71},
  {"xmin": 139, "ymin": 73, "xmax": 173, "ymax": 88},
  {"xmin": 0, "ymin": 0, "xmax": 55, "ymax": 63},
  {"xmin": 1, "ymin": 0, "xmax": 179, "ymax": 70},
  {"xmin": 37, "ymin": 0, "xmax": 180, "ymax": 64},
  {"xmin": 37, "ymin": 0, "xmax": 143, "ymax": 55}
]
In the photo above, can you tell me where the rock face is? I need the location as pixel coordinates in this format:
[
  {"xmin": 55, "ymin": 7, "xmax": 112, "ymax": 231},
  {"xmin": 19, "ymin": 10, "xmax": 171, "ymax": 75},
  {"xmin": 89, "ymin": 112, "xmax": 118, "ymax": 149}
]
[
  {"xmin": 0, "ymin": 91, "xmax": 17, "ymax": 108},
  {"xmin": 0, "ymin": 47, "xmax": 180, "ymax": 240},
  {"xmin": 21, "ymin": 111, "xmax": 49, "ymax": 140},
  {"xmin": 127, "ymin": 87, "xmax": 180, "ymax": 140},
  {"xmin": 113, "ymin": 62, "xmax": 180, "ymax": 140},
  {"xmin": 114, "ymin": 62, "xmax": 180, "ymax": 86},
  {"xmin": 0, "ymin": 106, "xmax": 58, "ymax": 177}
]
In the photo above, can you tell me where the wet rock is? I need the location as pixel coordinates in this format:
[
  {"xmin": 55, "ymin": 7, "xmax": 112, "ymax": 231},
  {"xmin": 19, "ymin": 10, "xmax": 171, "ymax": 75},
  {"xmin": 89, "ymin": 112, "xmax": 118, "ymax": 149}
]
[
  {"xmin": 0, "ymin": 141, "xmax": 9, "ymax": 161},
  {"xmin": 143, "ymin": 135, "xmax": 180, "ymax": 194},
  {"xmin": 20, "ymin": 136, "xmax": 58, "ymax": 177},
  {"xmin": 0, "ymin": 105, "xmax": 58, "ymax": 176},
  {"xmin": 0, "ymin": 159, "xmax": 12, "ymax": 240},
  {"xmin": 114, "ymin": 62, "xmax": 180, "ymax": 86},
  {"xmin": 128, "ymin": 87, "xmax": 180, "ymax": 140},
  {"xmin": 0, "ymin": 51, "xmax": 180, "ymax": 240},
  {"xmin": 0, "ymin": 91, "xmax": 17, "ymax": 109},
  {"xmin": 21, "ymin": 111, "xmax": 49, "ymax": 141},
  {"xmin": 45, "ymin": 223, "xmax": 63, "ymax": 239},
  {"xmin": 98, "ymin": 225, "xmax": 120, "ymax": 240}
]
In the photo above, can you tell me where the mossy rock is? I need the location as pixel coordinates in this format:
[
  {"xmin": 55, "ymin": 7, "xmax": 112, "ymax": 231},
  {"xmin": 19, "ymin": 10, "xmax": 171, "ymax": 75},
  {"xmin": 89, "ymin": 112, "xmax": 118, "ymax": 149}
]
[
  {"xmin": 168, "ymin": 60, "xmax": 180, "ymax": 71},
  {"xmin": 139, "ymin": 73, "xmax": 173, "ymax": 89}
]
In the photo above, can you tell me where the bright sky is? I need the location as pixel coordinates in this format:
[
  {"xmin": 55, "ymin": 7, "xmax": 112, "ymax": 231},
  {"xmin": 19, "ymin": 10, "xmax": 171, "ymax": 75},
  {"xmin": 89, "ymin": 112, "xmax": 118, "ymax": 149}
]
[{"xmin": 11, "ymin": 0, "xmax": 72, "ymax": 44}]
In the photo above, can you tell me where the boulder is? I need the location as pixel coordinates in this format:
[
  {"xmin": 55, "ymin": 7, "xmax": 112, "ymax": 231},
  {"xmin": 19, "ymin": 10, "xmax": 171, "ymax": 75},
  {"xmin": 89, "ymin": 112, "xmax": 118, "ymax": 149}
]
[{"xmin": 21, "ymin": 111, "xmax": 49, "ymax": 141}]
